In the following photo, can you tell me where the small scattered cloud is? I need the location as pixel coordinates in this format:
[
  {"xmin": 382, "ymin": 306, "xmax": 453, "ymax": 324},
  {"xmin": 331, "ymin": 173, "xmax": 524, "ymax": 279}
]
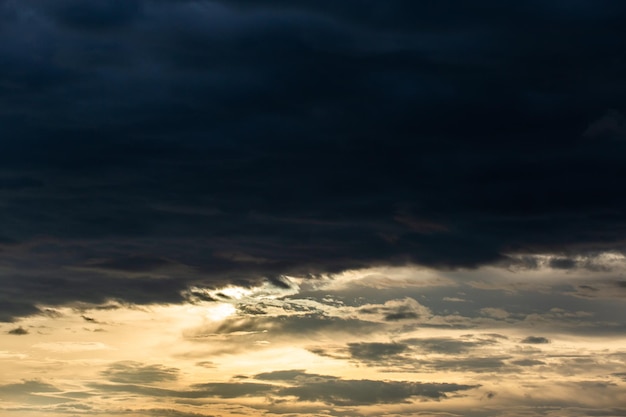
[
  {"xmin": 425, "ymin": 357, "xmax": 510, "ymax": 373},
  {"xmin": 348, "ymin": 342, "xmax": 409, "ymax": 360},
  {"xmin": 276, "ymin": 376, "xmax": 477, "ymax": 405},
  {"xmin": 254, "ymin": 369, "xmax": 334, "ymax": 382},
  {"xmin": 8, "ymin": 326, "xmax": 28, "ymax": 335},
  {"xmin": 0, "ymin": 380, "xmax": 70, "ymax": 405},
  {"xmin": 443, "ymin": 297, "xmax": 469, "ymax": 302},
  {"xmin": 612, "ymin": 372, "xmax": 626, "ymax": 381},
  {"xmin": 189, "ymin": 382, "xmax": 276, "ymax": 399},
  {"xmin": 480, "ymin": 308, "xmax": 510, "ymax": 320},
  {"xmin": 548, "ymin": 257, "xmax": 578, "ymax": 270},
  {"xmin": 511, "ymin": 359, "xmax": 545, "ymax": 367},
  {"xmin": 521, "ymin": 336, "xmax": 551, "ymax": 344},
  {"xmin": 195, "ymin": 361, "xmax": 216, "ymax": 369},
  {"xmin": 404, "ymin": 337, "xmax": 495, "ymax": 355},
  {"xmin": 187, "ymin": 313, "xmax": 378, "ymax": 340},
  {"xmin": 483, "ymin": 391, "xmax": 496, "ymax": 400},
  {"xmin": 358, "ymin": 298, "xmax": 431, "ymax": 322},
  {"xmin": 102, "ymin": 361, "xmax": 180, "ymax": 384}
]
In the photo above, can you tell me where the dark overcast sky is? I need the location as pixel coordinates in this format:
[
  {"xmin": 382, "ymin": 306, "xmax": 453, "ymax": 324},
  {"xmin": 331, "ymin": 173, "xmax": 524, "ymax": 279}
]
[{"xmin": 2, "ymin": 0, "xmax": 626, "ymax": 320}]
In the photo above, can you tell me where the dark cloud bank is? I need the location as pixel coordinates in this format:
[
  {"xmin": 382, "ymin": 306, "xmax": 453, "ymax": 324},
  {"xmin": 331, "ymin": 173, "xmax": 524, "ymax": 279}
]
[{"xmin": 2, "ymin": 0, "xmax": 626, "ymax": 319}]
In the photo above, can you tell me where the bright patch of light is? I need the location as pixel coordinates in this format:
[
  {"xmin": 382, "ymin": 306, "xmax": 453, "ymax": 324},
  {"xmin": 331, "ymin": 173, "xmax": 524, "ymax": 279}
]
[
  {"xmin": 306, "ymin": 265, "xmax": 454, "ymax": 291},
  {"xmin": 205, "ymin": 303, "xmax": 236, "ymax": 321},
  {"xmin": 33, "ymin": 342, "xmax": 113, "ymax": 352},
  {"xmin": 218, "ymin": 286, "xmax": 251, "ymax": 299}
]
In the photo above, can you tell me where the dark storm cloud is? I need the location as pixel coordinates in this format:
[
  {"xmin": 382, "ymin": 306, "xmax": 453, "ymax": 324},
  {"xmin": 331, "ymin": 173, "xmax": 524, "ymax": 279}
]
[
  {"xmin": 2, "ymin": 0, "xmax": 626, "ymax": 317},
  {"xmin": 84, "ymin": 255, "xmax": 180, "ymax": 272},
  {"xmin": 0, "ymin": 264, "xmax": 191, "ymax": 322},
  {"xmin": 46, "ymin": 0, "xmax": 143, "ymax": 31}
]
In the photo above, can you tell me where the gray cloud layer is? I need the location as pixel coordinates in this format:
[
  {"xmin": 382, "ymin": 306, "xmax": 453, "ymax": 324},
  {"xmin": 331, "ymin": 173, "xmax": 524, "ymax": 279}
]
[{"xmin": 91, "ymin": 369, "xmax": 477, "ymax": 406}]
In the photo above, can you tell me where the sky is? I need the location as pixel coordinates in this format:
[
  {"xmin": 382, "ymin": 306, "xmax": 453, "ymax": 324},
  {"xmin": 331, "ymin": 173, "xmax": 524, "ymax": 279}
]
[{"xmin": 1, "ymin": 1, "xmax": 626, "ymax": 416}]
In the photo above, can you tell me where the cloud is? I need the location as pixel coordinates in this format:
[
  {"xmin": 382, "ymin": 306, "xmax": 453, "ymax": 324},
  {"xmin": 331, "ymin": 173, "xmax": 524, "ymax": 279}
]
[
  {"xmin": 613, "ymin": 372, "xmax": 626, "ymax": 382},
  {"xmin": 521, "ymin": 336, "xmax": 551, "ymax": 344},
  {"xmin": 186, "ymin": 313, "xmax": 379, "ymax": 341},
  {"xmin": 45, "ymin": 0, "xmax": 143, "ymax": 32},
  {"xmin": 348, "ymin": 342, "xmax": 409, "ymax": 360},
  {"xmin": 255, "ymin": 370, "xmax": 478, "ymax": 406},
  {"xmin": 0, "ymin": 380, "xmax": 71, "ymax": 405},
  {"xmin": 90, "ymin": 381, "xmax": 277, "ymax": 400},
  {"xmin": 83, "ymin": 255, "xmax": 182, "ymax": 273},
  {"xmin": 81, "ymin": 314, "xmax": 98, "ymax": 322},
  {"xmin": 7, "ymin": 326, "xmax": 28, "ymax": 335},
  {"xmin": 511, "ymin": 359, "xmax": 545, "ymax": 367},
  {"xmin": 101, "ymin": 361, "xmax": 180, "ymax": 384},
  {"xmin": 1, "ymin": 0, "xmax": 626, "ymax": 320},
  {"xmin": 189, "ymin": 382, "xmax": 277, "ymax": 399},
  {"xmin": 424, "ymin": 357, "xmax": 510, "ymax": 373},
  {"xmin": 310, "ymin": 335, "xmax": 508, "ymax": 371},
  {"xmin": 480, "ymin": 308, "xmax": 510, "ymax": 320},
  {"xmin": 276, "ymin": 377, "xmax": 477, "ymax": 406},
  {"xmin": 195, "ymin": 361, "xmax": 216, "ymax": 369},
  {"xmin": 89, "ymin": 369, "xmax": 477, "ymax": 407},
  {"xmin": 404, "ymin": 337, "xmax": 495, "ymax": 354},
  {"xmin": 254, "ymin": 369, "xmax": 317, "ymax": 381},
  {"xmin": 124, "ymin": 410, "xmax": 217, "ymax": 417},
  {"xmin": 584, "ymin": 110, "xmax": 626, "ymax": 139},
  {"xmin": 358, "ymin": 298, "xmax": 431, "ymax": 322}
]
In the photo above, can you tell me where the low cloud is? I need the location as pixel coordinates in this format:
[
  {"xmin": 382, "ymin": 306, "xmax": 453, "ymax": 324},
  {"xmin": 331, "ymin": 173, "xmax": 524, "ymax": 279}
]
[
  {"xmin": 8, "ymin": 326, "xmax": 28, "ymax": 335},
  {"xmin": 521, "ymin": 336, "xmax": 551, "ymax": 344},
  {"xmin": 404, "ymin": 337, "xmax": 495, "ymax": 354},
  {"xmin": 276, "ymin": 377, "xmax": 477, "ymax": 405},
  {"xmin": 186, "ymin": 313, "xmax": 379, "ymax": 340},
  {"xmin": 102, "ymin": 361, "xmax": 180, "ymax": 384},
  {"xmin": 358, "ymin": 298, "xmax": 431, "ymax": 322},
  {"xmin": 89, "ymin": 369, "xmax": 477, "ymax": 407},
  {"xmin": 511, "ymin": 359, "xmax": 545, "ymax": 367},
  {"xmin": 0, "ymin": 380, "xmax": 71, "ymax": 405},
  {"xmin": 348, "ymin": 342, "xmax": 409, "ymax": 360}
]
